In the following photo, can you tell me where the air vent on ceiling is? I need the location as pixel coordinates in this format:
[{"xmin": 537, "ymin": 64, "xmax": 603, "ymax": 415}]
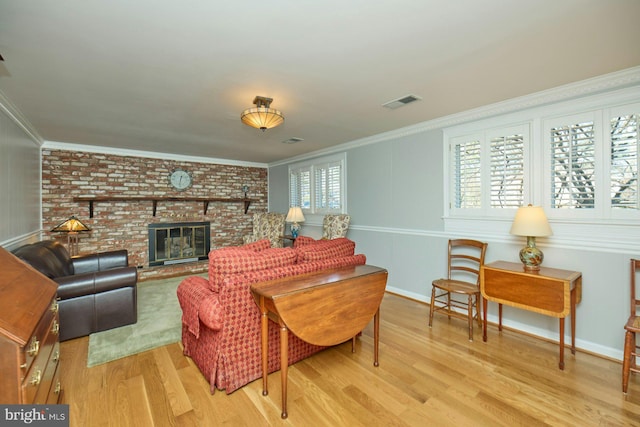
[
  {"xmin": 282, "ymin": 137, "xmax": 304, "ymax": 144},
  {"xmin": 382, "ymin": 94, "xmax": 422, "ymax": 109}
]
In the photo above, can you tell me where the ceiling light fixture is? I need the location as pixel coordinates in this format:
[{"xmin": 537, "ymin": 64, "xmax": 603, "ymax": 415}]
[{"xmin": 241, "ymin": 96, "xmax": 284, "ymax": 131}]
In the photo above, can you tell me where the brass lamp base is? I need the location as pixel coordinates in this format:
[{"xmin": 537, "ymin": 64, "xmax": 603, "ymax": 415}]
[{"xmin": 519, "ymin": 236, "xmax": 543, "ymax": 271}]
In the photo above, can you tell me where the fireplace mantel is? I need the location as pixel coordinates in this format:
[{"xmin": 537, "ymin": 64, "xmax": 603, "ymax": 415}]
[{"xmin": 74, "ymin": 196, "xmax": 254, "ymax": 217}]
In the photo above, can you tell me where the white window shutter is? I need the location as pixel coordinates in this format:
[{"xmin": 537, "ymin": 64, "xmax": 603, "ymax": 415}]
[
  {"xmin": 489, "ymin": 132, "xmax": 524, "ymax": 208},
  {"xmin": 327, "ymin": 162, "xmax": 342, "ymax": 211},
  {"xmin": 289, "ymin": 170, "xmax": 299, "ymax": 207},
  {"xmin": 610, "ymin": 113, "xmax": 639, "ymax": 210},
  {"xmin": 451, "ymin": 138, "xmax": 481, "ymax": 209},
  {"xmin": 300, "ymin": 169, "xmax": 311, "ymax": 210},
  {"xmin": 550, "ymin": 121, "xmax": 596, "ymax": 209}
]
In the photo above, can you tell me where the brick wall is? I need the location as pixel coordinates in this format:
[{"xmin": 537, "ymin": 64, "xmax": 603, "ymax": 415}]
[{"xmin": 42, "ymin": 149, "xmax": 268, "ymax": 280}]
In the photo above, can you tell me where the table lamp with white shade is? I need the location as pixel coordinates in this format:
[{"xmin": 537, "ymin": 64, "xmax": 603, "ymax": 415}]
[
  {"xmin": 285, "ymin": 207, "xmax": 305, "ymax": 238},
  {"xmin": 509, "ymin": 204, "xmax": 553, "ymax": 271}
]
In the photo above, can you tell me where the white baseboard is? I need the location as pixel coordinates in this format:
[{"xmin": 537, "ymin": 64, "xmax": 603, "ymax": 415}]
[{"xmin": 385, "ymin": 285, "xmax": 622, "ymax": 362}]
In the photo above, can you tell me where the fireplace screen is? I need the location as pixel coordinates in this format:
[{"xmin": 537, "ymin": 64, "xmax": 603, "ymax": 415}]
[{"xmin": 148, "ymin": 221, "xmax": 210, "ymax": 266}]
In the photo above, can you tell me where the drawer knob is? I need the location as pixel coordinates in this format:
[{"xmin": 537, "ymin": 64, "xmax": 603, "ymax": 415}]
[
  {"xmin": 30, "ymin": 369, "xmax": 42, "ymax": 386},
  {"xmin": 50, "ymin": 301, "xmax": 59, "ymax": 314},
  {"xmin": 27, "ymin": 337, "xmax": 39, "ymax": 357},
  {"xmin": 51, "ymin": 320, "xmax": 59, "ymax": 335},
  {"xmin": 54, "ymin": 381, "xmax": 61, "ymax": 395},
  {"xmin": 53, "ymin": 349, "xmax": 60, "ymax": 363}
]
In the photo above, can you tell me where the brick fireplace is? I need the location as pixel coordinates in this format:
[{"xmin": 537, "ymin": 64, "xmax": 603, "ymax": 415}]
[
  {"xmin": 148, "ymin": 221, "xmax": 210, "ymax": 267},
  {"xmin": 41, "ymin": 149, "xmax": 268, "ymax": 280}
]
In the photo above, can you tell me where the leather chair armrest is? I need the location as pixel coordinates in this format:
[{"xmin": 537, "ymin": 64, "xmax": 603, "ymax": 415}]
[
  {"xmin": 55, "ymin": 266, "xmax": 138, "ymax": 300},
  {"xmin": 72, "ymin": 250, "xmax": 130, "ymax": 274}
]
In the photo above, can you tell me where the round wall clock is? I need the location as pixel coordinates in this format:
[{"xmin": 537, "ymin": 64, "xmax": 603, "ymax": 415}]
[{"xmin": 169, "ymin": 168, "xmax": 193, "ymax": 191}]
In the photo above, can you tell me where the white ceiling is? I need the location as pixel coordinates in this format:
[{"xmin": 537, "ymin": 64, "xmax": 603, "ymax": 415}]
[{"xmin": 1, "ymin": 0, "xmax": 639, "ymax": 164}]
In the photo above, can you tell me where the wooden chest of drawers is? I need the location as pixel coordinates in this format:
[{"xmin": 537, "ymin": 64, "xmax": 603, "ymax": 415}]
[{"xmin": 0, "ymin": 246, "xmax": 62, "ymax": 404}]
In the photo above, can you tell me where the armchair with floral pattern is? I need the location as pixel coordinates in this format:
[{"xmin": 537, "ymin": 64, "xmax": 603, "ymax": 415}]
[
  {"xmin": 243, "ymin": 212, "xmax": 286, "ymax": 248},
  {"xmin": 321, "ymin": 214, "xmax": 351, "ymax": 239}
]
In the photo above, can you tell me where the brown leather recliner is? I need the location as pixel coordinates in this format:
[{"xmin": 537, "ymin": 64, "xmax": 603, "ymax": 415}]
[{"xmin": 13, "ymin": 240, "xmax": 138, "ymax": 341}]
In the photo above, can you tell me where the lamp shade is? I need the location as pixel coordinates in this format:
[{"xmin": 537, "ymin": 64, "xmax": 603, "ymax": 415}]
[
  {"xmin": 285, "ymin": 207, "xmax": 305, "ymax": 223},
  {"xmin": 241, "ymin": 96, "xmax": 284, "ymax": 131},
  {"xmin": 509, "ymin": 205, "xmax": 552, "ymax": 237},
  {"xmin": 51, "ymin": 215, "xmax": 91, "ymax": 233}
]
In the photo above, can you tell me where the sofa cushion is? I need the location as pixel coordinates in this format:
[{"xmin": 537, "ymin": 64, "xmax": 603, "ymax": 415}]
[
  {"xmin": 71, "ymin": 249, "xmax": 129, "ymax": 274},
  {"xmin": 241, "ymin": 238, "xmax": 271, "ymax": 252},
  {"xmin": 292, "ymin": 235, "xmax": 316, "ymax": 248},
  {"xmin": 209, "ymin": 247, "xmax": 298, "ymax": 291},
  {"xmin": 294, "ymin": 237, "xmax": 356, "ymax": 263}
]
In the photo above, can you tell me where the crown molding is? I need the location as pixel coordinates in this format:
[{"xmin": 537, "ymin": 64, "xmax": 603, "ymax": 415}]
[
  {"xmin": 0, "ymin": 89, "xmax": 43, "ymax": 146},
  {"xmin": 270, "ymin": 66, "xmax": 640, "ymax": 167},
  {"xmin": 42, "ymin": 140, "xmax": 268, "ymax": 168}
]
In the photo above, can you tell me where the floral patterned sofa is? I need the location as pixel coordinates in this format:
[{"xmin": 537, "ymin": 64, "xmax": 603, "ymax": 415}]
[{"xmin": 177, "ymin": 236, "xmax": 366, "ymax": 394}]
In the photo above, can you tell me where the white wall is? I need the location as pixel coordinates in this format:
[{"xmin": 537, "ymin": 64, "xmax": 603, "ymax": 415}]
[
  {"xmin": 268, "ymin": 70, "xmax": 640, "ymax": 361},
  {"xmin": 0, "ymin": 92, "xmax": 41, "ymax": 249}
]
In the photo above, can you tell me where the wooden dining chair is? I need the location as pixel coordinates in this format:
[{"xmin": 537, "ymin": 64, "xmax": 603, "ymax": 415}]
[
  {"xmin": 429, "ymin": 239, "xmax": 488, "ymax": 341},
  {"xmin": 623, "ymin": 258, "xmax": 640, "ymax": 393}
]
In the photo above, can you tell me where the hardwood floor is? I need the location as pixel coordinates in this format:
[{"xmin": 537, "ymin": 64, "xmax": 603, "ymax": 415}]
[{"xmin": 60, "ymin": 293, "xmax": 640, "ymax": 426}]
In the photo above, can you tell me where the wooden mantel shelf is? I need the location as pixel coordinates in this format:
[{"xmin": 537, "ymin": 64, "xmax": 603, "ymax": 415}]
[{"xmin": 73, "ymin": 196, "xmax": 254, "ymax": 217}]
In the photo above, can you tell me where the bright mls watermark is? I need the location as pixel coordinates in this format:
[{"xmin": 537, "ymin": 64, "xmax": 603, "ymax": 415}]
[{"xmin": 1, "ymin": 405, "xmax": 68, "ymax": 426}]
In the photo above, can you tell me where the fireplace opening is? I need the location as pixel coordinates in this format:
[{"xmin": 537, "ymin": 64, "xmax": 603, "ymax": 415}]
[{"xmin": 148, "ymin": 221, "xmax": 210, "ymax": 267}]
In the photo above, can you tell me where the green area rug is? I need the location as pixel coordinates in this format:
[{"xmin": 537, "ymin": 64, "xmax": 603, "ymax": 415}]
[{"xmin": 87, "ymin": 274, "xmax": 205, "ymax": 367}]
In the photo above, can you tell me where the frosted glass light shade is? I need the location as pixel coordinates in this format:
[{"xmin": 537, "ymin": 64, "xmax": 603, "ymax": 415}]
[{"xmin": 241, "ymin": 96, "xmax": 284, "ymax": 131}]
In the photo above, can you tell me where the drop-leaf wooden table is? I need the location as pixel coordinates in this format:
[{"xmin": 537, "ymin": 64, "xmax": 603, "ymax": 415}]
[{"xmin": 250, "ymin": 264, "xmax": 388, "ymax": 419}]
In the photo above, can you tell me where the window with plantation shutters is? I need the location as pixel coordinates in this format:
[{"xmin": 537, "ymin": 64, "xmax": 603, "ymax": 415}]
[
  {"xmin": 314, "ymin": 162, "xmax": 342, "ymax": 212},
  {"xmin": 289, "ymin": 167, "xmax": 311, "ymax": 209},
  {"xmin": 549, "ymin": 121, "xmax": 595, "ymax": 209},
  {"xmin": 451, "ymin": 138, "xmax": 481, "ymax": 209},
  {"xmin": 449, "ymin": 124, "xmax": 527, "ymax": 216},
  {"xmin": 490, "ymin": 131, "xmax": 524, "ymax": 208},
  {"xmin": 289, "ymin": 170, "xmax": 299, "ymax": 207},
  {"xmin": 611, "ymin": 113, "xmax": 639, "ymax": 210},
  {"xmin": 288, "ymin": 153, "xmax": 346, "ymax": 214},
  {"xmin": 444, "ymin": 91, "xmax": 640, "ymax": 242}
]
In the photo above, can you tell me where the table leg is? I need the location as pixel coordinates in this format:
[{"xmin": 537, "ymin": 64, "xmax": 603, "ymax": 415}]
[
  {"xmin": 571, "ymin": 288, "xmax": 577, "ymax": 355},
  {"xmin": 373, "ymin": 307, "xmax": 380, "ymax": 367},
  {"xmin": 280, "ymin": 323, "xmax": 289, "ymax": 419},
  {"xmin": 498, "ymin": 303, "xmax": 503, "ymax": 331},
  {"xmin": 482, "ymin": 298, "xmax": 488, "ymax": 342},
  {"xmin": 260, "ymin": 307, "xmax": 269, "ymax": 396},
  {"xmin": 559, "ymin": 317, "xmax": 565, "ymax": 370}
]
